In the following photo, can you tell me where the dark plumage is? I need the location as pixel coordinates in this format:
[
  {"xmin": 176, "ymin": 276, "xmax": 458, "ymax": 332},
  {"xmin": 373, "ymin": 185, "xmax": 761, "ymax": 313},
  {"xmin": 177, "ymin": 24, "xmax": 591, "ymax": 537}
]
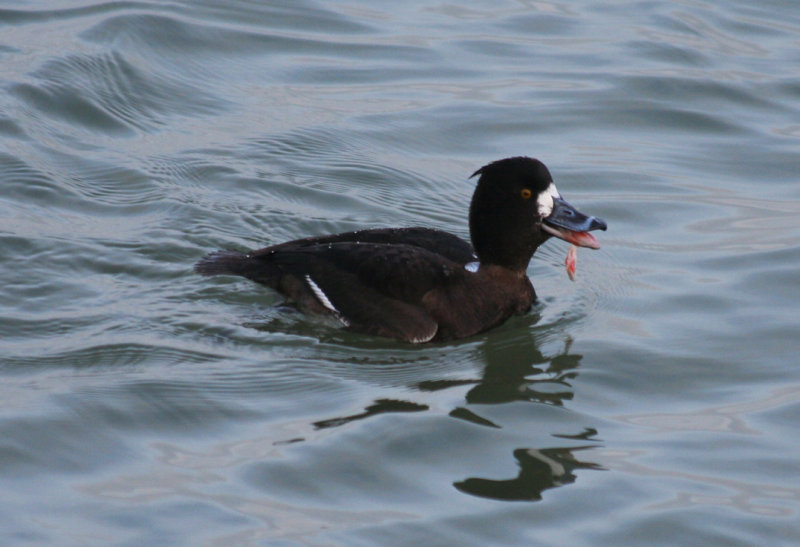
[{"xmin": 195, "ymin": 156, "xmax": 607, "ymax": 343}]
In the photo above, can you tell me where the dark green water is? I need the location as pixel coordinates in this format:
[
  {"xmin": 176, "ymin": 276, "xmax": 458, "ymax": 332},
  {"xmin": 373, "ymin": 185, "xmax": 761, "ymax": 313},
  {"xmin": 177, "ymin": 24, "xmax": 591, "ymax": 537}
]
[{"xmin": 2, "ymin": 1, "xmax": 799, "ymax": 545}]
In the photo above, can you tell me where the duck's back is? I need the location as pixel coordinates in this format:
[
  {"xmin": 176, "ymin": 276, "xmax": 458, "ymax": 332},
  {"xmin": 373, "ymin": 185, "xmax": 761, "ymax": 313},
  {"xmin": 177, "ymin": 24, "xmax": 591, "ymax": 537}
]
[{"xmin": 251, "ymin": 227, "xmax": 475, "ymax": 263}]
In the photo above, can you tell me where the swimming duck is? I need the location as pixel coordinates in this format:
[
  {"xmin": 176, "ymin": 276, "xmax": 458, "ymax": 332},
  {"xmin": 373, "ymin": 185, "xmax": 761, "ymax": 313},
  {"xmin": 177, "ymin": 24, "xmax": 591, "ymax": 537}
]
[{"xmin": 195, "ymin": 156, "xmax": 607, "ymax": 343}]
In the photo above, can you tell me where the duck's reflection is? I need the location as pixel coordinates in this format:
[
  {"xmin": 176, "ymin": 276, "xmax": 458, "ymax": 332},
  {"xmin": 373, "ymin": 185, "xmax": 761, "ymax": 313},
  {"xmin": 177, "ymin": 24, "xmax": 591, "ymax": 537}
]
[
  {"xmin": 455, "ymin": 429, "xmax": 604, "ymax": 501},
  {"xmin": 444, "ymin": 330, "xmax": 603, "ymax": 500},
  {"xmin": 313, "ymin": 330, "xmax": 580, "ymax": 431},
  {"xmin": 311, "ymin": 323, "xmax": 604, "ymax": 501},
  {"xmin": 313, "ymin": 398, "xmax": 427, "ymax": 429},
  {"xmin": 418, "ymin": 333, "xmax": 580, "ymax": 409}
]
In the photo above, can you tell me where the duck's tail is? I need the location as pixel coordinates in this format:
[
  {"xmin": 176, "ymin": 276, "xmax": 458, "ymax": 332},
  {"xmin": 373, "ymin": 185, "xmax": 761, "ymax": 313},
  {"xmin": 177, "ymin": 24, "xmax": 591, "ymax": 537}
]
[{"xmin": 194, "ymin": 250, "xmax": 249, "ymax": 277}]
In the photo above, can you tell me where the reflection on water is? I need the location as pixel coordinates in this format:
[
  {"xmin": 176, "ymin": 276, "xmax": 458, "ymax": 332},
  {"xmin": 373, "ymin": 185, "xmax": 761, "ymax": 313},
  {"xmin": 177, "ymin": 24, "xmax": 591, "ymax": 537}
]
[
  {"xmin": 313, "ymin": 398, "xmax": 428, "ymax": 430},
  {"xmin": 455, "ymin": 440, "xmax": 603, "ymax": 502},
  {"xmin": 449, "ymin": 332, "xmax": 603, "ymax": 501},
  {"xmin": 308, "ymin": 326, "xmax": 604, "ymax": 502},
  {"xmin": 419, "ymin": 329, "xmax": 581, "ymax": 409}
]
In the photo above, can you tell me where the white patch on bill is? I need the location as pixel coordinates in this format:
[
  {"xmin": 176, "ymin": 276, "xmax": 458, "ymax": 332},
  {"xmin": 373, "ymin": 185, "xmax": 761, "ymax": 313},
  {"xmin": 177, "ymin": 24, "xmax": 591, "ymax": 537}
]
[
  {"xmin": 464, "ymin": 261, "xmax": 480, "ymax": 273},
  {"xmin": 305, "ymin": 275, "xmax": 350, "ymax": 326},
  {"xmin": 537, "ymin": 183, "xmax": 560, "ymax": 217}
]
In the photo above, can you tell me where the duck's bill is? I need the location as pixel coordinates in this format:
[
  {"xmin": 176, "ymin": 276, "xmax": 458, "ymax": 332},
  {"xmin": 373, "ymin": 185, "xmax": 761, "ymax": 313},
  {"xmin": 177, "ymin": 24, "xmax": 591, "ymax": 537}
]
[
  {"xmin": 542, "ymin": 197, "xmax": 607, "ymax": 250},
  {"xmin": 541, "ymin": 224, "xmax": 601, "ymax": 249}
]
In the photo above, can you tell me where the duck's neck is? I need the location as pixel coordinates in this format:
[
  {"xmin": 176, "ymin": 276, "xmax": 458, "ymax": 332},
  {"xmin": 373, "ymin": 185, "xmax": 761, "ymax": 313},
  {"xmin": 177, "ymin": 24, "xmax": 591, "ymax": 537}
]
[
  {"xmin": 470, "ymin": 232, "xmax": 536, "ymax": 274},
  {"xmin": 469, "ymin": 195, "xmax": 538, "ymax": 273}
]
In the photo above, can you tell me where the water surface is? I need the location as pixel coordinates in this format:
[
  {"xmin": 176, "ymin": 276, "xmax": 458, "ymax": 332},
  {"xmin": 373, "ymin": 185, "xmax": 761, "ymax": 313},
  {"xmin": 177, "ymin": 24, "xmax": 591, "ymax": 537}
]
[{"xmin": 2, "ymin": 1, "xmax": 799, "ymax": 545}]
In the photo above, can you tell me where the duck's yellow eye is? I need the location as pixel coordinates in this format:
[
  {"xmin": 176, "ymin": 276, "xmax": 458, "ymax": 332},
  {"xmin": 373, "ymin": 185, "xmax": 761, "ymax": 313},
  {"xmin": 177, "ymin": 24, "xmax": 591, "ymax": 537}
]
[{"xmin": 521, "ymin": 188, "xmax": 532, "ymax": 199}]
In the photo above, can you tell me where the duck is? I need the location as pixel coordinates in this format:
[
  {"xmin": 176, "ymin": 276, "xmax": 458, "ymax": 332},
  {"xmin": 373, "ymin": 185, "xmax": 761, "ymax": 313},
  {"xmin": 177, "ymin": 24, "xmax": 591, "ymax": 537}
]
[{"xmin": 195, "ymin": 156, "xmax": 607, "ymax": 343}]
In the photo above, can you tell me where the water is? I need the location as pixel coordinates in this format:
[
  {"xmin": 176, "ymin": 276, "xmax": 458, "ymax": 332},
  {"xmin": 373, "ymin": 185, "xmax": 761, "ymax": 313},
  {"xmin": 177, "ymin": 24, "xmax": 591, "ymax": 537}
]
[{"xmin": 2, "ymin": 0, "xmax": 799, "ymax": 545}]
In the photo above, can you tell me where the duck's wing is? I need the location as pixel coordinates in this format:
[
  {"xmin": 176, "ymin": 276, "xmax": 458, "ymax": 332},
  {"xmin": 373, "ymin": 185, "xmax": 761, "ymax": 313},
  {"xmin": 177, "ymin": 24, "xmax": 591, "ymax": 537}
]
[
  {"xmin": 196, "ymin": 240, "xmax": 467, "ymax": 343},
  {"xmin": 282, "ymin": 256, "xmax": 441, "ymax": 343}
]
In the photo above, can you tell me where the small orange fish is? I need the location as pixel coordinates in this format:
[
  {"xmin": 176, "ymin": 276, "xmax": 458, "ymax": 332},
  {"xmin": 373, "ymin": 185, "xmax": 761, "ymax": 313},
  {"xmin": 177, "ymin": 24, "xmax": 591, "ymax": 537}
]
[{"xmin": 565, "ymin": 244, "xmax": 577, "ymax": 281}]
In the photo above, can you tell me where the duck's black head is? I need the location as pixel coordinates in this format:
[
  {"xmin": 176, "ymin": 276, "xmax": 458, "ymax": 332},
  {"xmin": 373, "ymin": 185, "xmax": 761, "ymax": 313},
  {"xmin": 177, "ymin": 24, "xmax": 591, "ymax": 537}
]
[{"xmin": 469, "ymin": 156, "xmax": 607, "ymax": 272}]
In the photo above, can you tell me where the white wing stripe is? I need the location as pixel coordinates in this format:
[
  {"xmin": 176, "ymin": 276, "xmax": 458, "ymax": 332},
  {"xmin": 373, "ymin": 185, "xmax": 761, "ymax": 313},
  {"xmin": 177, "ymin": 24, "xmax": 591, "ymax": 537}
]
[
  {"xmin": 305, "ymin": 275, "xmax": 350, "ymax": 326},
  {"xmin": 305, "ymin": 275, "xmax": 337, "ymax": 313}
]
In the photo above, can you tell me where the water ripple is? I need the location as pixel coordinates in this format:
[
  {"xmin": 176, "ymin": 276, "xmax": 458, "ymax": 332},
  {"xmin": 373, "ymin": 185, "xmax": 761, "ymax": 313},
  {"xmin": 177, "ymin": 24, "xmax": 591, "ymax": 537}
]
[{"xmin": 11, "ymin": 48, "xmax": 226, "ymax": 138}]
